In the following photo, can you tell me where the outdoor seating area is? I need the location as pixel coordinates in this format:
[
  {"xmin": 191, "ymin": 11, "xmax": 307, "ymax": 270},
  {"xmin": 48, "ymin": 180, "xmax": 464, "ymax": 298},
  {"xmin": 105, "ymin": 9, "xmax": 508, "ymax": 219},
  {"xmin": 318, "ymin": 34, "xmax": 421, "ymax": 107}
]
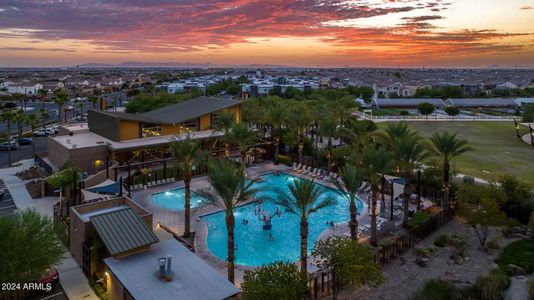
[
  {"xmin": 128, "ymin": 177, "xmax": 177, "ymax": 191},
  {"xmin": 290, "ymin": 162, "xmax": 340, "ymax": 181}
]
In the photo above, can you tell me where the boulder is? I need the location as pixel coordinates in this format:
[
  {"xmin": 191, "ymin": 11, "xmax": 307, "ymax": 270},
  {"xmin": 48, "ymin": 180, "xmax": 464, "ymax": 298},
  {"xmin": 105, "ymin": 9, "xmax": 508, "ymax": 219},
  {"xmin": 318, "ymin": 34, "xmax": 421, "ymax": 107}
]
[
  {"xmin": 450, "ymin": 253, "xmax": 464, "ymax": 265},
  {"xmin": 507, "ymin": 264, "xmax": 526, "ymax": 275},
  {"xmin": 415, "ymin": 257, "xmax": 427, "ymax": 268}
]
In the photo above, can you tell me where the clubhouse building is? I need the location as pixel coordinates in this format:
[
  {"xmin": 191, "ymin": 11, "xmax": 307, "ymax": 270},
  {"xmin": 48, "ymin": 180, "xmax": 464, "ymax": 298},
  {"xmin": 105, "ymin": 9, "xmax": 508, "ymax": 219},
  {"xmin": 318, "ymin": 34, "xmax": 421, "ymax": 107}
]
[{"xmin": 46, "ymin": 97, "xmax": 242, "ymax": 174}]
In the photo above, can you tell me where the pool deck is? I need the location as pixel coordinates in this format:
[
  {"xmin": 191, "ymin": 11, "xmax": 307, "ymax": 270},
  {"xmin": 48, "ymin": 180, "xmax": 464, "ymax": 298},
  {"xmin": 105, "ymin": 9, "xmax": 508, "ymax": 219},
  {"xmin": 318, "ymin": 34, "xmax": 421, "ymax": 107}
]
[{"xmin": 131, "ymin": 162, "xmax": 431, "ymax": 283}]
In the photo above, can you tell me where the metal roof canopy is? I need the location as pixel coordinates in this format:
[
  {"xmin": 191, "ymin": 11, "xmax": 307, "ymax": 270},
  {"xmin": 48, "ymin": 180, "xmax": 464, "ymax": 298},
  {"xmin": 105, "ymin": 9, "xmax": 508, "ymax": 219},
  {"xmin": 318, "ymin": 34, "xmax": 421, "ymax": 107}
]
[
  {"xmin": 90, "ymin": 207, "xmax": 158, "ymax": 256},
  {"xmin": 141, "ymin": 96, "xmax": 241, "ymax": 124},
  {"xmin": 105, "ymin": 239, "xmax": 240, "ymax": 300}
]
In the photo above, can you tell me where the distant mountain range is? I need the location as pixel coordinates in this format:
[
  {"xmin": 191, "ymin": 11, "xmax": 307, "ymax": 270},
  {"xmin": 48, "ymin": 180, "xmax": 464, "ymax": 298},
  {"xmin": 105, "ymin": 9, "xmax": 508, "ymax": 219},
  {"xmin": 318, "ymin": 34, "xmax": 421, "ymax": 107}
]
[{"xmin": 74, "ymin": 61, "xmax": 296, "ymax": 69}]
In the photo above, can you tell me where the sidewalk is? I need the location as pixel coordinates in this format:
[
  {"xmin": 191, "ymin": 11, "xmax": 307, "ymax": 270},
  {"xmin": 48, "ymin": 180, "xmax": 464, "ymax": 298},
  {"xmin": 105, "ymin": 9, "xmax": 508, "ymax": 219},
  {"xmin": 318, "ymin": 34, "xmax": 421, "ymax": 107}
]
[{"xmin": 0, "ymin": 159, "xmax": 98, "ymax": 300}]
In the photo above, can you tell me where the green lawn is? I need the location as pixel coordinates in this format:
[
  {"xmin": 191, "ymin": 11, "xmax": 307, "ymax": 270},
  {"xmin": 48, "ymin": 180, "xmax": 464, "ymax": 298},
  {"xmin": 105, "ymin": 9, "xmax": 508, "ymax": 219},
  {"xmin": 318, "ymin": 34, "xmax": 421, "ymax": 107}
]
[{"xmin": 378, "ymin": 122, "xmax": 534, "ymax": 182}]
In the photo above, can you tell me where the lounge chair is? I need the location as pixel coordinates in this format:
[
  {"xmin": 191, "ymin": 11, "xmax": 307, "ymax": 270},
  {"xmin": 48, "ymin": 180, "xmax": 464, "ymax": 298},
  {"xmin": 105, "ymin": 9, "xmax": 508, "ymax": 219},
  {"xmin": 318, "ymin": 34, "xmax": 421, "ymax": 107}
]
[
  {"xmin": 308, "ymin": 168, "xmax": 318, "ymax": 176},
  {"xmin": 290, "ymin": 162, "xmax": 297, "ymax": 170},
  {"xmin": 292, "ymin": 163, "xmax": 302, "ymax": 171},
  {"xmin": 300, "ymin": 166, "xmax": 311, "ymax": 174},
  {"xmin": 304, "ymin": 167, "xmax": 314, "ymax": 175},
  {"xmin": 312, "ymin": 169, "xmax": 322, "ymax": 178}
]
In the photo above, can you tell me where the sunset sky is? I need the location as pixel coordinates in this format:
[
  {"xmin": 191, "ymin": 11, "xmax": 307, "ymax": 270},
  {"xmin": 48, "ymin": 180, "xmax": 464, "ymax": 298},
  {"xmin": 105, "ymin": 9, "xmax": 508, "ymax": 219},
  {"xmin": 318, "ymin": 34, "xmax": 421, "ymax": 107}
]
[{"xmin": 0, "ymin": 0, "xmax": 533, "ymax": 68}]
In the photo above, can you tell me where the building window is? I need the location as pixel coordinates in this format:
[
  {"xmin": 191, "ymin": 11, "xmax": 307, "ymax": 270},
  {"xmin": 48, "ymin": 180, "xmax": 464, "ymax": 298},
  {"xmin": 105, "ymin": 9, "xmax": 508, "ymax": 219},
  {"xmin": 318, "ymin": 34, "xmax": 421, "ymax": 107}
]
[
  {"xmin": 178, "ymin": 119, "xmax": 198, "ymax": 133},
  {"xmin": 141, "ymin": 123, "xmax": 161, "ymax": 137}
]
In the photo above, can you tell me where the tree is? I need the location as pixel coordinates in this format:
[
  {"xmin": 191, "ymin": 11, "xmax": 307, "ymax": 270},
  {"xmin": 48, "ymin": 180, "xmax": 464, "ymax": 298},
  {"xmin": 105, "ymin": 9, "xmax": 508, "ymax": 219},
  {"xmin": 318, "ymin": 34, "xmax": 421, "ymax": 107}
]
[
  {"xmin": 341, "ymin": 118, "xmax": 377, "ymax": 152},
  {"xmin": 357, "ymin": 146, "xmax": 393, "ymax": 246},
  {"xmin": 523, "ymin": 104, "xmax": 534, "ymax": 122},
  {"xmin": 213, "ymin": 110, "xmax": 236, "ymax": 158},
  {"xmin": 426, "ymin": 131, "xmax": 472, "ymax": 210},
  {"xmin": 39, "ymin": 108, "xmax": 49, "ymax": 129},
  {"xmin": 14, "ymin": 109, "xmax": 24, "ymax": 141},
  {"xmin": 0, "ymin": 209, "xmax": 64, "ymax": 297},
  {"xmin": 417, "ymin": 102, "xmax": 436, "ymax": 117},
  {"xmin": 88, "ymin": 95, "xmax": 99, "ymax": 110},
  {"xmin": 225, "ymin": 122, "xmax": 256, "ymax": 165},
  {"xmin": 241, "ymin": 261, "xmax": 308, "ymax": 300},
  {"xmin": 375, "ymin": 122, "xmax": 416, "ymax": 150},
  {"xmin": 457, "ymin": 184, "xmax": 506, "ymax": 247},
  {"xmin": 288, "ymin": 103, "xmax": 312, "ymax": 165},
  {"xmin": 26, "ymin": 113, "xmax": 39, "ymax": 156},
  {"xmin": 390, "ymin": 134, "xmax": 429, "ymax": 226},
  {"xmin": 12, "ymin": 93, "xmax": 26, "ymax": 110},
  {"xmin": 37, "ymin": 89, "xmax": 48, "ymax": 109},
  {"xmin": 312, "ymin": 237, "xmax": 383, "ymax": 300},
  {"xmin": 332, "ymin": 165, "xmax": 365, "ymax": 240},
  {"xmin": 265, "ymin": 99, "xmax": 287, "ymax": 164},
  {"xmin": 498, "ymin": 175, "xmax": 534, "ymax": 224},
  {"xmin": 53, "ymin": 90, "xmax": 68, "ymax": 123},
  {"xmin": 320, "ymin": 115, "xmax": 337, "ymax": 172},
  {"xmin": 444, "ymin": 106, "xmax": 460, "ymax": 117},
  {"xmin": 196, "ymin": 159, "xmax": 258, "ymax": 283},
  {"xmin": 169, "ymin": 135, "xmax": 206, "ymax": 238},
  {"xmin": 273, "ymin": 178, "xmax": 336, "ymax": 275},
  {"xmin": 0, "ymin": 109, "xmax": 17, "ymax": 166}
]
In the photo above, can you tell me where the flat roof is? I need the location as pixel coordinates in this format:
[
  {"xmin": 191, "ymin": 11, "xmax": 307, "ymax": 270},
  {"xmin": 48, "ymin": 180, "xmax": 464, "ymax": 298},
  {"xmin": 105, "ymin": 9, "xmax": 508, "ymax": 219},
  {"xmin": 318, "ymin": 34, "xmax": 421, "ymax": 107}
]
[
  {"xmin": 105, "ymin": 239, "xmax": 240, "ymax": 300},
  {"xmin": 141, "ymin": 97, "xmax": 240, "ymax": 124},
  {"xmin": 90, "ymin": 207, "xmax": 159, "ymax": 256},
  {"xmin": 50, "ymin": 129, "xmax": 222, "ymax": 151}
]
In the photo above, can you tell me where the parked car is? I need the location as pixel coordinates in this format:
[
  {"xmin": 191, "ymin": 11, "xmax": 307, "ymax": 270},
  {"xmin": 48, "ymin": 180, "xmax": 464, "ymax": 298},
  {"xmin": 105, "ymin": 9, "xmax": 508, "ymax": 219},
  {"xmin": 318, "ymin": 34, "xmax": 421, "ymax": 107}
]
[
  {"xmin": 0, "ymin": 141, "xmax": 17, "ymax": 150},
  {"xmin": 46, "ymin": 127, "xmax": 58, "ymax": 135},
  {"xmin": 35, "ymin": 268, "xmax": 60, "ymax": 288},
  {"xmin": 11, "ymin": 137, "xmax": 32, "ymax": 145},
  {"xmin": 34, "ymin": 129, "xmax": 47, "ymax": 136}
]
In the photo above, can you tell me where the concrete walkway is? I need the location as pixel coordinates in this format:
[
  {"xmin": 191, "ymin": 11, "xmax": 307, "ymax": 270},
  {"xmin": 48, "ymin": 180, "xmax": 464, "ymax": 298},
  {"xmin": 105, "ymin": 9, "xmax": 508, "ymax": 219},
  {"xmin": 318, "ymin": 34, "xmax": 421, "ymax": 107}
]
[{"xmin": 0, "ymin": 159, "xmax": 98, "ymax": 300}]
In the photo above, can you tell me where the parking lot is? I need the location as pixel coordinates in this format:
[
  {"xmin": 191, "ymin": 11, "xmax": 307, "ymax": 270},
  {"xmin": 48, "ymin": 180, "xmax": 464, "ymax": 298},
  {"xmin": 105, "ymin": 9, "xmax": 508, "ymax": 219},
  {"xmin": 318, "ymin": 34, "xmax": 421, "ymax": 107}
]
[{"xmin": 0, "ymin": 136, "xmax": 48, "ymax": 168}]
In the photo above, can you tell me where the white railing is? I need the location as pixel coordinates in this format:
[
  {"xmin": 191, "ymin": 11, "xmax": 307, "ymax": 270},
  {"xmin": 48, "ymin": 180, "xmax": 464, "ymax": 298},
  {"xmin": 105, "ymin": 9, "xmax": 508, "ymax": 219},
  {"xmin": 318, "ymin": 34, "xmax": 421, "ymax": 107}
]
[{"xmin": 353, "ymin": 111, "xmax": 518, "ymax": 122}]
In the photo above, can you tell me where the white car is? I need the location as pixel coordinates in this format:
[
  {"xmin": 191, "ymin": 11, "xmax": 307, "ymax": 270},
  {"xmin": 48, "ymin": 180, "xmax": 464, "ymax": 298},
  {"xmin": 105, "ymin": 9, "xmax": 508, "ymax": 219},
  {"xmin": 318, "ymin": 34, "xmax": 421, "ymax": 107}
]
[{"xmin": 33, "ymin": 129, "xmax": 47, "ymax": 137}]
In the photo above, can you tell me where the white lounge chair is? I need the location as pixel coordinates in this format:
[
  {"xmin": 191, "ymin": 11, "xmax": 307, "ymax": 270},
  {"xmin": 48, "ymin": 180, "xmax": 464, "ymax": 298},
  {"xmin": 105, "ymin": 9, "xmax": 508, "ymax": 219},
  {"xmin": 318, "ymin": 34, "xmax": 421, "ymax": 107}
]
[
  {"xmin": 300, "ymin": 166, "xmax": 310, "ymax": 174},
  {"xmin": 308, "ymin": 168, "xmax": 318, "ymax": 176},
  {"xmin": 292, "ymin": 163, "xmax": 302, "ymax": 171},
  {"xmin": 290, "ymin": 162, "xmax": 297, "ymax": 170},
  {"xmin": 304, "ymin": 166, "xmax": 313, "ymax": 175},
  {"xmin": 312, "ymin": 169, "xmax": 322, "ymax": 178}
]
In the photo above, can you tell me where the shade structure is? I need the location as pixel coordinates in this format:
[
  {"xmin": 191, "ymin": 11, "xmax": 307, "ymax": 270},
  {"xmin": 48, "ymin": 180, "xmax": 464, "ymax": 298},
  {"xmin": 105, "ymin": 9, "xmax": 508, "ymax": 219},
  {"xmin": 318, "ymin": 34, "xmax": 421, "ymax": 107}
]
[{"xmin": 86, "ymin": 179, "xmax": 119, "ymax": 194}]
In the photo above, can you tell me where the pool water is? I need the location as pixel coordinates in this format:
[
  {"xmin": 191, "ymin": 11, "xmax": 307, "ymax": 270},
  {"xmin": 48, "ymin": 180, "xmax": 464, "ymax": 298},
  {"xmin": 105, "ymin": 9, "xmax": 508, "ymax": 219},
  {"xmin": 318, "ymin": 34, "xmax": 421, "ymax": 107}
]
[
  {"xmin": 201, "ymin": 173, "xmax": 364, "ymax": 267},
  {"xmin": 151, "ymin": 188, "xmax": 205, "ymax": 210}
]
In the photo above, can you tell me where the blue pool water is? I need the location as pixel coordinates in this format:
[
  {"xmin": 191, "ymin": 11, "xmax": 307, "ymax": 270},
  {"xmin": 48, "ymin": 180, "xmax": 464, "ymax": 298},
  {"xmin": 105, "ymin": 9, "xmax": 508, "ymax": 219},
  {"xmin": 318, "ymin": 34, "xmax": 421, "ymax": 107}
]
[
  {"xmin": 151, "ymin": 188, "xmax": 205, "ymax": 210},
  {"xmin": 201, "ymin": 173, "xmax": 364, "ymax": 267}
]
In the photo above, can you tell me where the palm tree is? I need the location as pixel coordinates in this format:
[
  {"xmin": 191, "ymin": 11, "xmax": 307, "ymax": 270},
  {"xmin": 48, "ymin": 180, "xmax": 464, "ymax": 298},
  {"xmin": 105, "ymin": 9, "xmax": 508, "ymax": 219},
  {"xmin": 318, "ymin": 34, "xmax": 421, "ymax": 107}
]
[
  {"xmin": 169, "ymin": 135, "xmax": 206, "ymax": 238},
  {"xmin": 39, "ymin": 108, "xmax": 49, "ymax": 129},
  {"xmin": 213, "ymin": 110, "xmax": 236, "ymax": 158},
  {"xmin": 391, "ymin": 135, "xmax": 429, "ymax": 226},
  {"xmin": 12, "ymin": 93, "xmax": 26, "ymax": 110},
  {"xmin": 265, "ymin": 99, "xmax": 286, "ymax": 164},
  {"xmin": 274, "ymin": 178, "xmax": 336, "ymax": 275},
  {"xmin": 25, "ymin": 113, "xmax": 39, "ymax": 156},
  {"xmin": 426, "ymin": 131, "xmax": 472, "ymax": 210},
  {"xmin": 288, "ymin": 103, "xmax": 311, "ymax": 165},
  {"xmin": 359, "ymin": 146, "xmax": 393, "ymax": 246},
  {"xmin": 319, "ymin": 115, "xmax": 337, "ymax": 172},
  {"xmin": 332, "ymin": 165, "xmax": 365, "ymax": 240},
  {"xmin": 88, "ymin": 95, "xmax": 99, "ymax": 110},
  {"xmin": 37, "ymin": 89, "xmax": 48, "ymax": 109},
  {"xmin": 197, "ymin": 159, "xmax": 258, "ymax": 283},
  {"xmin": 225, "ymin": 122, "xmax": 256, "ymax": 165},
  {"xmin": 375, "ymin": 122, "xmax": 416, "ymax": 150},
  {"xmin": 342, "ymin": 118, "xmax": 377, "ymax": 152},
  {"xmin": 14, "ymin": 109, "xmax": 24, "ymax": 141},
  {"xmin": 0, "ymin": 109, "xmax": 17, "ymax": 166},
  {"xmin": 53, "ymin": 90, "xmax": 68, "ymax": 123}
]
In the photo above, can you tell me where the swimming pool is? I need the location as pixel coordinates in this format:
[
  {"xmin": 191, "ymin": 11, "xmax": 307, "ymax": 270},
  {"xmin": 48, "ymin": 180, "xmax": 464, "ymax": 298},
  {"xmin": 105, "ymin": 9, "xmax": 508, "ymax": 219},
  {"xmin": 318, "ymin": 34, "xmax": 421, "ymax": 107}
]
[
  {"xmin": 201, "ymin": 173, "xmax": 365, "ymax": 267},
  {"xmin": 151, "ymin": 188, "xmax": 205, "ymax": 211}
]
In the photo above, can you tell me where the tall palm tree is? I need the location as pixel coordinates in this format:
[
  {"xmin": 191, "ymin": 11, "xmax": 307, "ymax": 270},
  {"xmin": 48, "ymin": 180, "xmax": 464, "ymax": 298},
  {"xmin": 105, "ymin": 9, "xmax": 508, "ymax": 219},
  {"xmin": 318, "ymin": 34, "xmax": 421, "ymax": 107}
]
[
  {"xmin": 39, "ymin": 108, "xmax": 49, "ymax": 129},
  {"xmin": 213, "ymin": 110, "xmax": 236, "ymax": 158},
  {"xmin": 37, "ymin": 89, "xmax": 48, "ymax": 109},
  {"xmin": 25, "ymin": 113, "xmax": 39, "ymax": 156},
  {"xmin": 225, "ymin": 122, "xmax": 256, "ymax": 165},
  {"xmin": 332, "ymin": 165, "xmax": 365, "ymax": 240},
  {"xmin": 197, "ymin": 159, "xmax": 258, "ymax": 283},
  {"xmin": 319, "ymin": 115, "xmax": 337, "ymax": 172},
  {"xmin": 14, "ymin": 109, "xmax": 24, "ymax": 141},
  {"xmin": 88, "ymin": 95, "xmax": 99, "ymax": 110},
  {"xmin": 391, "ymin": 135, "xmax": 429, "ymax": 226},
  {"xmin": 274, "ymin": 178, "xmax": 336, "ymax": 275},
  {"xmin": 53, "ymin": 91, "xmax": 68, "ymax": 123},
  {"xmin": 169, "ymin": 135, "xmax": 206, "ymax": 238},
  {"xmin": 0, "ymin": 109, "xmax": 17, "ymax": 166},
  {"xmin": 359, "ymin": 146, "xmax": 393, "ymax": 246},
  {"xmin": 426, "ymin": 131, "xmax": 472, "ymax": 210},
  {"xmin": 288, "ymin": 103, "xmax": 311, "ymax": 165},
  {"xmin": 265, "ymin": 99, "xmax": 286, "ymax": 164},
  {"xmin": 12, "ymin": 93, "xmax": 26, "ymax": 110},
  {"xmin": 342, "ymin": 118, "xmax": 377, "ymax": 152}
]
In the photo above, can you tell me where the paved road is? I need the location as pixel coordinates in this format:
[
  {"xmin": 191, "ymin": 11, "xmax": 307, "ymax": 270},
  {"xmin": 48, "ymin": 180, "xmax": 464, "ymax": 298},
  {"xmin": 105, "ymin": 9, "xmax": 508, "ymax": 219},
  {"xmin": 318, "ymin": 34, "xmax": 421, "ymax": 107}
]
[
  {"xmin": 27, "ymin": 284, "xmax": 68, "ymax": 300},
  {"xmin": 0, "ymin": 136, "xmax": 48, "ymax": 167}
]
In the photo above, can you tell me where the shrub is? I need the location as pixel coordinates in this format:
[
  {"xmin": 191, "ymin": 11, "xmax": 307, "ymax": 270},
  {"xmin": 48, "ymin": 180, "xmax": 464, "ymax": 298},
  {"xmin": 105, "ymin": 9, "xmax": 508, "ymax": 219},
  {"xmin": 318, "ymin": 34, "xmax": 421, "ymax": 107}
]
[
  {"xmin": 497, "ymin": 240, "xmax": 534, "ymax": 274},
  {"xmin": 406, "ymin": 211, "xmax": 430, "ymax": 229},
  {"xmin": 241, "ymin": 261, "xmax": 308, "ymax": 300},
  {"xmin": 434, "ymin": 234, "xmax": 467, "ymax": 255},
  {"xmin": 399, "ymin": 110, "xmax": 410, "ymax": 116},
  {"xmin": 528, "ymin": 279, "xmax": 534, "ymax": 300},
  {"xmin": 472, "ymin": 269, "xmax": 510, "ymax": 300},
  {"xmin": 414, "ymin": 247, "xmax": 434, "ymax": 258},
  {"xmin": 277, "ymin": 155, "xmax": 292, "ymax": 166},
  {"xmin": 413, "ymin": 279, "xmax": 459, "ymax": 300}
]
